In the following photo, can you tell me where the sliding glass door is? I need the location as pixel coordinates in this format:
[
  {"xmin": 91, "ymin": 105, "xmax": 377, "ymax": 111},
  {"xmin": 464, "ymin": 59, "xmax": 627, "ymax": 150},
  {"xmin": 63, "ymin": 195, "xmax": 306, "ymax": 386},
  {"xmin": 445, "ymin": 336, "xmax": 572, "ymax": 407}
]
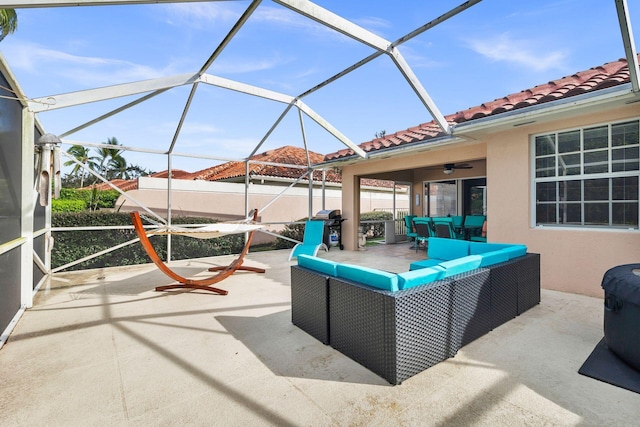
[
  {"xmin": 424, "ymin": 178, "xmax": 487, "ymax": 216},
  {"xmin": 424, "ymin": 181, "xmax": 457, "ymax": 216}
]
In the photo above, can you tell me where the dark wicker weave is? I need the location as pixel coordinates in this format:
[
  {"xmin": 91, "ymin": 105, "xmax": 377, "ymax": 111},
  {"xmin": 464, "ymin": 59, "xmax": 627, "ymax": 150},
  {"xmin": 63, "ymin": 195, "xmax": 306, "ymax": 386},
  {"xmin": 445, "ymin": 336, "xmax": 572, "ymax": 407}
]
[
  {"xmin": 290, "ymin": 265, "xmax": 330, "ymax": 344},
  {"xmin": 488, "ymin": 259, "xmax": 519, "ymax": 329},
  {"xmin": 328, "ymin": 276, "xmax": 461, "ymax": 385},
  {"xmin": 452, "ymin": 269, "xmax": 492, "ymax": 347},
  {"xmin": 517, "ymin": 253, "xmax": 541, "ymax": 314},
  {"xmin": 289, "ymin": 252, "xmax": 540, "ymax": 385}
]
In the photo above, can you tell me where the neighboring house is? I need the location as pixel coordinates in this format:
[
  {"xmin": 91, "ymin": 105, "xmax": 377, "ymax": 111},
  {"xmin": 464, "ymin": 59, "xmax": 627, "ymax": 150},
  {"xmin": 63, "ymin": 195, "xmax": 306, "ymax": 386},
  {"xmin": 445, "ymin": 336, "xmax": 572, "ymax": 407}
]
[
  {"xmin": 323, "ymin": 56, "xmax": 640, "ymax": 298},
  {"xmin": 113, "ymin": 146, "xmax": 409, "ymax": 243}
]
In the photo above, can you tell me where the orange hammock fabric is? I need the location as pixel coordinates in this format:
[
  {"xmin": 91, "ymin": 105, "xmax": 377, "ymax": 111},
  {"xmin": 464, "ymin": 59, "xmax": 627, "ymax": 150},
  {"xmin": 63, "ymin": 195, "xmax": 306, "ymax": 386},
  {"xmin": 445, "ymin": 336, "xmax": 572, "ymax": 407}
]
[{"xmin": 130, "ymin": 211, "xmax": 265, "ymax": 295}]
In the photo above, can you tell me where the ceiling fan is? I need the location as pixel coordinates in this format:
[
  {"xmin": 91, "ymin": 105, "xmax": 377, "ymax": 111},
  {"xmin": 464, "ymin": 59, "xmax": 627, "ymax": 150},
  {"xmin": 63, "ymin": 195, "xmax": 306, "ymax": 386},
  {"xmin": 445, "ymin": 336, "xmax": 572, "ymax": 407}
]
[{"xmin": 443, "ymin": 163, "xmax": 473, "ymax": 175}]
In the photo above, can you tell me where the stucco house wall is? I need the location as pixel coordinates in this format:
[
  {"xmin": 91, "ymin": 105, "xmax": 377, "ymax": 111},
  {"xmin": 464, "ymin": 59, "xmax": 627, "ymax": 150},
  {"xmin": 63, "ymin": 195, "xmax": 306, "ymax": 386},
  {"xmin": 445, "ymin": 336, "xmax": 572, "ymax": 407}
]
[
  {"xmin": 118, "ymin": 177, "xmax": 408, "ymax": 245},
  {"xmin": 339, "ymin": 105, "xmax": 640, "ymax": 297},
  {"xmin": 487, "ymin": 104, "xmax": 640, "ymax": 297}
]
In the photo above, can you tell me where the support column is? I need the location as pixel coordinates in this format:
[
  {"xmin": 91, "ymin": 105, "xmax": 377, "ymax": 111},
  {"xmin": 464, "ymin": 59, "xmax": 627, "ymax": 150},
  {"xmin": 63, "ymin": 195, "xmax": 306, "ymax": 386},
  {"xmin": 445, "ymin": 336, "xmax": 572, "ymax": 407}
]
[
  {"xmin": 21, "ymin": 109, "xmax": 35, "ymax": 308},
  {"xmin": 340, "ymin": 169, "xmax": 359, "ymax": 251}
]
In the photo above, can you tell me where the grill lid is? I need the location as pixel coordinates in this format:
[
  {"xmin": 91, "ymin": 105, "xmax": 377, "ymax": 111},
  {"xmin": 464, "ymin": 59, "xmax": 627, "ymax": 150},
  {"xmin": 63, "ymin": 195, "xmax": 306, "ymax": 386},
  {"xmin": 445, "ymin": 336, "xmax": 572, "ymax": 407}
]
[{"xmin": 315, "ymin": 209, "xmax": 341, "ymax": 219}]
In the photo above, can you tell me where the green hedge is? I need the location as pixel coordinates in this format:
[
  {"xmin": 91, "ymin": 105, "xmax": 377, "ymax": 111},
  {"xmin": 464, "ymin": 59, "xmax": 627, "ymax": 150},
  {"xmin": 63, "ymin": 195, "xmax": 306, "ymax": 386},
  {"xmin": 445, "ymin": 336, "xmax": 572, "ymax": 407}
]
[
  {"xmin": 360, "ymin": 211, "xmax": 393, "ymax": 238},
  {"xmin": 52, "ymin": 199, "xmax": 86, "ymax": 212},
  {"xmin": 58, "ymin": 188, "xmax": 121, "ymax": 210},
  {"xmin": 52, "ymin": 212, "xmax": 244, "ymax": 271},
  {"xmin": 274, "ymin": 218, "xmax": 308, "ymax": 249}
]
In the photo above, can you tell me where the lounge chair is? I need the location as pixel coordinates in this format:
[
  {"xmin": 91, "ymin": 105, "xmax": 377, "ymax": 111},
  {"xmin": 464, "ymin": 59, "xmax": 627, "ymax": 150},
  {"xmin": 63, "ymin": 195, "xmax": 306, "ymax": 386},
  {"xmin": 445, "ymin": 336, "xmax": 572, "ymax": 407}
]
[{"xmin": 288, "ymin": 220, "xmax": 328, "ymax": 261}]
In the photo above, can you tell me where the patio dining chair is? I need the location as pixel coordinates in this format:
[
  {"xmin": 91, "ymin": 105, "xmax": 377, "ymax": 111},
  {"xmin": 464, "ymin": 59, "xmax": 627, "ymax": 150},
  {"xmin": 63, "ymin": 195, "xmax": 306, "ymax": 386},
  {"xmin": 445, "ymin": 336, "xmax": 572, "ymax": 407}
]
[
  {"xmin": 432, "ymin": 220, "xmax": 456, "ymax": 239},
  {"xmin": 404, "ymin": 215, "xmax": 417, "ymax": 248},
  {"xmin": 413, "ymin": 218, "xmax": 432, "ymax": 252},
  {"xmin": 288, "ymin": 220, "xmax": 329, "ymax": 261},
  {"xmin": 464, "ymin": 215, "xmax": 486, "ymax": 240}
]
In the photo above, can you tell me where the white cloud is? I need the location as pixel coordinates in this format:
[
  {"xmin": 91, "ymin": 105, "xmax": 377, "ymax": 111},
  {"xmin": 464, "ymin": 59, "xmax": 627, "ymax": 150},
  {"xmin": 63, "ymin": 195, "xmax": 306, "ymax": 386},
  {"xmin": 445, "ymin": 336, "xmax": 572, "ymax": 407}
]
[
  {"xmin": 3, "ymin": 40, "xmax": 179, "ymax": 89},
  {"xmin": 181, "ymin": 122, "xmax": 223, "ymax": 135},
  {"xmin": 160, "ymin": 2, "xmax": 242, "ymax": 27},
  {"xmin": 209, "ymin": 55, "xmax": 292, "ymax": 75},
  {"xmin": 466, "ymin": 33, "xmax": 568, "ymax": 72}
]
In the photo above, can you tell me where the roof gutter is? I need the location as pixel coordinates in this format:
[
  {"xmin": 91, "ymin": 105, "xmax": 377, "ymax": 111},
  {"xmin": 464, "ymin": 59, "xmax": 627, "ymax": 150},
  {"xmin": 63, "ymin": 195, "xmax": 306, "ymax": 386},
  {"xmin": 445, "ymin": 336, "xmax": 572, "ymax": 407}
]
[
  {"xmin": 318, "ymin": 83, "xmax": 639, "ymax": 169},
  {"xmin": 316, "ymin": 134, "xmax": 467, "ymax": 169},
  {"xmin": 452, "ymin": 83, "xmax": 639, "ymax": 134}
]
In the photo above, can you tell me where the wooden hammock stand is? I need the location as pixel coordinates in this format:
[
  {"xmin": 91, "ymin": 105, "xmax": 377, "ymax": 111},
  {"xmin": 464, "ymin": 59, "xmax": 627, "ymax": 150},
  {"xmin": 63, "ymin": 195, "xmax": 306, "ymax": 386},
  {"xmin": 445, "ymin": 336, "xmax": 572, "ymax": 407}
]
[{"xmin": 130, "ymin": 210, "xmax": 265, "ymax": 295}]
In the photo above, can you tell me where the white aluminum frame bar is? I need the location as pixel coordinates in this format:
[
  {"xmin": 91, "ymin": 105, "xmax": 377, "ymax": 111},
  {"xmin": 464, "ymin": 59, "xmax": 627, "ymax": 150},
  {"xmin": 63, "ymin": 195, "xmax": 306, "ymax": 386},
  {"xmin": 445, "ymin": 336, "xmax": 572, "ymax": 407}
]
[
  {"xmin": 275, "ymin": 0, "xmax": 452, "ymax": 133},
  {"xmin": 168, "ymin": 83, "xmax": 199, "ymax": 154},
  {"xmin": 616, "ymin": 0, "xmax": 640, "ymax": 92},
  {"xmin": 0, "ymin": 0, "xmax": 242, "ymax": 7},
  {"xmin": 28, "ymin": 73, "xmax": 198, "ymax": 112},
  {"xmin": 60, "ymin": 89, "xmax": 170, "ymax": 138},
  {"xmin": 198, "ymin": 73, "xmax": 294, "ymax": 104},
  {"xmin": 389, "ymin": 47, "xmax": 452, "ymax": 134},
  {"xmin": 20, "ymin": 109, "xmax": 35, "ymax": 309},
  {"xmin": 198, "ymin": 0, "xmax": 262, "ymax": 76},
  {"xmin": 273, "ymin": 0, "xmax": 389, "ymax": 52},
  {"xmin": 295, "ymin": 99, "xmax": 367, "ymax": 157},
  {"xmin": 61, "ymin": 151, "xmax": 166, "ymax": 223}
]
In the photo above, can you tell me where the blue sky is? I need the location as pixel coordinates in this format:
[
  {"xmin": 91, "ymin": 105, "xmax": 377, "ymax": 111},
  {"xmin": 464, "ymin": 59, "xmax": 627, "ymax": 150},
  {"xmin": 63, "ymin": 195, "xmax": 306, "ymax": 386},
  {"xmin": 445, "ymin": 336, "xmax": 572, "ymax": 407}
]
[{"xmin": 2, "ymin": 0, "xmax": 639, "ymax": 174}]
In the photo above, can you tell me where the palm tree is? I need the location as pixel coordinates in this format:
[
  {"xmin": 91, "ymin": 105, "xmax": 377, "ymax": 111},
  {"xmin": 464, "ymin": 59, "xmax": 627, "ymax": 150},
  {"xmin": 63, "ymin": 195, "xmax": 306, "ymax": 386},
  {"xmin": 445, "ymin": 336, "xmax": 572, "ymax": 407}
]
[
  {"xmin": 108, "ymin": 155, "xmax": 131, "ymax": 180},
  {"xmin": 92, "ymin": 137, "xmax": 125, "ymax": 181},
  {"xmin": 0, "ymin": 9, "xmax": 18, "ymax": 42},
  {"xmin": 64, "ymin": 145, "xmax": 94, "ymax": 188}
]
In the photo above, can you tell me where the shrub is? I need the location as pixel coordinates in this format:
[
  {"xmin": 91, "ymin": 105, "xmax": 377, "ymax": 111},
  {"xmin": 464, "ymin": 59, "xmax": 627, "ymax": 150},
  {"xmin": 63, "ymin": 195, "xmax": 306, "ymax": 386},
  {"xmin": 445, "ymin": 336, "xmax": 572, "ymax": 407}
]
[
  {"xmin": 52, "ymin": 199, "xmax": 86, "ymax": 212},
  {"xmin": 58, "ymin": 188, "xmax": 121, "ymax": 210},
  {"xmin": 360, "ymin": 211, "xmax": 393, "ymax": 238},
  {"xmin": 52, "ymin": 212, "xmax": 245, "ymax": 271},
  {"xmin": 274, "ymin": 217, "xmax": 308, "ymax": 249}
]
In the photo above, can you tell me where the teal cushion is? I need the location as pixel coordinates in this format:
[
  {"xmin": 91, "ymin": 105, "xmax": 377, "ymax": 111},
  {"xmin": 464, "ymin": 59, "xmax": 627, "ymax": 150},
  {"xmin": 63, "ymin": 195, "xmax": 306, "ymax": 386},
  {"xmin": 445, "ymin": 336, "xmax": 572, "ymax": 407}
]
[
  {"xmin": 409, "ymin": 259, "xmax": 443, "ymax": 271},
  {"xmin": 478, "ymin": 250, "xmax": 509, "ymax": 267},
  {"xmin": 427, "ymin": 237, "xmax": 470, "ymax": 261},
  {"xmin": 336, "ymin": 264, "xmax": 399, "ymax": 292},
  {"xmin": 438, "ymin": 255, "xmax": 483, "ymax": 278},
  {"xmin": 297, "ymin": 254, "xmax": 337, "ymax": 276},
  {"xmin": 469, "ymin": 242, "xmax": 511, "ymax": 254},
  {"xmin": 499, "ymin": 245, "xmax": 527, "ymax": 259},
  {"xmin": 397, "ymin": 266, "xmax": 445, "ymax": 290}
]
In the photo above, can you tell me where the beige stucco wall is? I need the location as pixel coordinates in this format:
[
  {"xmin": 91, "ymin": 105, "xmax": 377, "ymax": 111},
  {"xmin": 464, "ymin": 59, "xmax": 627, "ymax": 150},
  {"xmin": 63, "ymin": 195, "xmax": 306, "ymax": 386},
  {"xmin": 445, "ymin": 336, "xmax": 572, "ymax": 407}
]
[
  {"xmin": 340, "ymin": 105, "xmax": 640, "ymax": 297},
  {"xmin": 487, "ymin": 105, "xmax": 640, "ymax": 297},
  {"xmin": 118, "ymin": 178, "xmax": 408, "ymax": 246},
  {"xmin": 341, "ymin": 142, "xmax": 487, "ymax": 250}
]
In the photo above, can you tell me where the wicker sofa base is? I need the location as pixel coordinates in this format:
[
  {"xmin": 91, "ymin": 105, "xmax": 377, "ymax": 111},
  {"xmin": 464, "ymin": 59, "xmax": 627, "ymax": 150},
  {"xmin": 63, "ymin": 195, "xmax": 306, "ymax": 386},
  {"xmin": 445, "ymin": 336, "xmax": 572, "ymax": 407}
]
[
  {"xmin": 290, "ymin": 253, "xmax": 540, "ymax": 385},
  {"xmin": 291, "ymin": 265, "xmax": 330, "ymax": 344}
]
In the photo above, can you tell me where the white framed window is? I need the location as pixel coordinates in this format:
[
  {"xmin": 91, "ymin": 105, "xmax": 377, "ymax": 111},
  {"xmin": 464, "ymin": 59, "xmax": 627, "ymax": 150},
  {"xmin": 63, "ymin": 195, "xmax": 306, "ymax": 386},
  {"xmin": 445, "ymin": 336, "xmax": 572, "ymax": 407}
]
[{"xmin": 533, "ymin": 119, "xmax": 639, "ymax": 229}]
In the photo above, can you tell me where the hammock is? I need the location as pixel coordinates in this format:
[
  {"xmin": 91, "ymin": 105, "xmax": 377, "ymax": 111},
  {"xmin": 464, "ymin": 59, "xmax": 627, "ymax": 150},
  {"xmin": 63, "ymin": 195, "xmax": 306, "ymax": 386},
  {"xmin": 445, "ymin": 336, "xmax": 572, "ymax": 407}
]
[{"xmin": 131, "ymin": 210, "xmax": 265, "ymax": 295}]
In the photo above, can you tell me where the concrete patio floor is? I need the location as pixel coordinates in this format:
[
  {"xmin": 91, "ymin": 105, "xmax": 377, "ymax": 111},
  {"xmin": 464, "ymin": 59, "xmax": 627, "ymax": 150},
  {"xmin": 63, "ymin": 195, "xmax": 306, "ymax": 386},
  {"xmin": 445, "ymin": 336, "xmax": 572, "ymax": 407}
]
[{"xmin": 1, "ymin": 244, "xmax": 638, "ymax": 426}]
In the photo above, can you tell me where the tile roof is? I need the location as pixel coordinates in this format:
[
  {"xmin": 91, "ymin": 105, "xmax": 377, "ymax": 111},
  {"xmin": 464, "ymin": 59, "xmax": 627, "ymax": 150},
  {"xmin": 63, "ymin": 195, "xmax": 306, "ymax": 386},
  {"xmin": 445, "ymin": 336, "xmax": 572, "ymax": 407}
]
[
  {"xmin": 86, "ymin": 146, "xmax": 398, "ymax": 192},
  {"xmin": 324, "ymin": 56, "xmax": 637, "ymax": 161},
  {"xmin": 87, "ymin": 170, "xmax": 191, "ymax": 192},
  {"xmin": 183, "ymin": 145, "xmax": 342, "ymax": 183}
]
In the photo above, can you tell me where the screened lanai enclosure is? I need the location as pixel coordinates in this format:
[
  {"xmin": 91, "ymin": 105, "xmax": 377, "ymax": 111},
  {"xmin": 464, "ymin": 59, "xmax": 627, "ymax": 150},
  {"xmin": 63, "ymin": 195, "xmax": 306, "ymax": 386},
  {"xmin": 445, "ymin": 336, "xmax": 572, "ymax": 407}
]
[
  {"xmin": 0, "ymin": 0, "xmax": 474, "ymax": 345},
  {"xmin": 1, "ymin": 0, "xmax": 639, "ymax": 346}
]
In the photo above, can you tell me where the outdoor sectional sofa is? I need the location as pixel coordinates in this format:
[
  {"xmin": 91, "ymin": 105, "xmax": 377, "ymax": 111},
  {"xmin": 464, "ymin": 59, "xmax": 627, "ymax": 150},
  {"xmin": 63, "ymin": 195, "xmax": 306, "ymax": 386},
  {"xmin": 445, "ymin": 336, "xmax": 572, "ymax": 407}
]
[{"xmin": 290, "ymin": 237, "xmax": 540, "ymax": 385}]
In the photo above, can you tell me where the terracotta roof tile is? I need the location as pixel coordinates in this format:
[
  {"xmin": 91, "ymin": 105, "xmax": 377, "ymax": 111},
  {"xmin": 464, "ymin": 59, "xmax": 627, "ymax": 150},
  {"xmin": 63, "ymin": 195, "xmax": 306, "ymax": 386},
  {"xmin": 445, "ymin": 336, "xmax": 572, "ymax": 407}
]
[
  {"xmin": 181, "ymin": 146, "xmax": 343, "ymax": 183},
  {"xmin": 85, "ymin": 169, "xmax": 190, "ymax": 191},
  {"xmin": 324, "ymin": 56, "xmax": 638, "ymax": 160}
]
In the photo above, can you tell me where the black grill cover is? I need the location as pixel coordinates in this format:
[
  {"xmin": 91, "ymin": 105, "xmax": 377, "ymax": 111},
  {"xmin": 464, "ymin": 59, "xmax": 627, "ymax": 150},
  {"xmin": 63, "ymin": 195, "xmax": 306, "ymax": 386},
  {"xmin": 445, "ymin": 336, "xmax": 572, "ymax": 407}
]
[
  {"xmin": 602, "ymin": 264, "xmax": 640, "ymax": 305},
  {"xmin": 601, "ymin": 263, "xmax": 640, "ymax": 372}
]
